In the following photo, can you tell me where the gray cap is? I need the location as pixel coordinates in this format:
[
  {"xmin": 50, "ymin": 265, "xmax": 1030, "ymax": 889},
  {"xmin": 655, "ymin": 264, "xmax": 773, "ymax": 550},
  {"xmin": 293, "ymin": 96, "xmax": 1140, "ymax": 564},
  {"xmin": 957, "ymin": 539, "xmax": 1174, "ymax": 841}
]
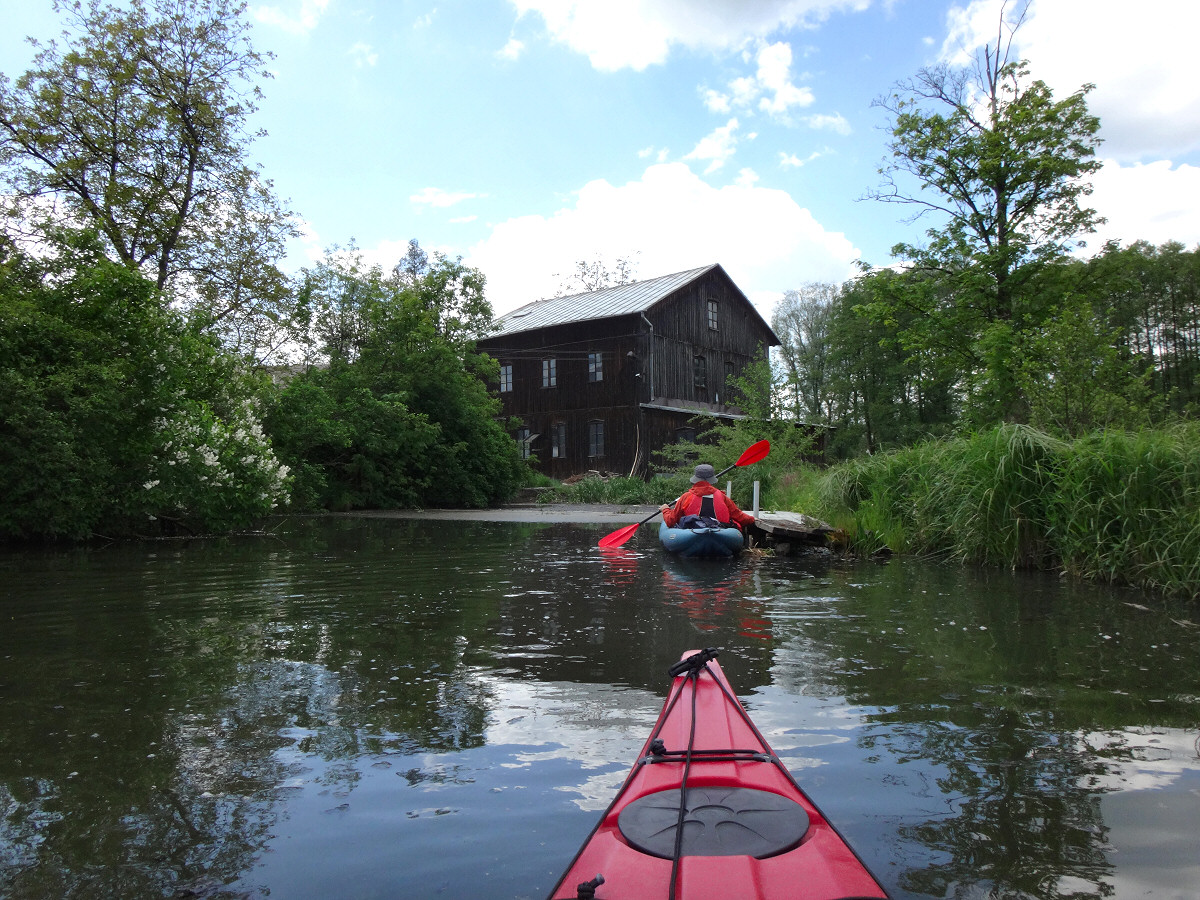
[{"xmin": 690, "ymin": 464, "xmax": 716, "ymax": 484}]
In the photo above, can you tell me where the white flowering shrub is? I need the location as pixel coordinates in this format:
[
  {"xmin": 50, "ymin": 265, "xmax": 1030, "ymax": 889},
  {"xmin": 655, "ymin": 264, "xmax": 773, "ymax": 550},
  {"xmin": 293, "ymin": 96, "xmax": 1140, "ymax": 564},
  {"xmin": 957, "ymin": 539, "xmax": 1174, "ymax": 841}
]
[
  {"xmin": 142, "ymin": 395, "xmax": 290, "ymax": 530},
  {"xmin": 1, "ymin": 241, "xmax": 290, "ymax": 539}
]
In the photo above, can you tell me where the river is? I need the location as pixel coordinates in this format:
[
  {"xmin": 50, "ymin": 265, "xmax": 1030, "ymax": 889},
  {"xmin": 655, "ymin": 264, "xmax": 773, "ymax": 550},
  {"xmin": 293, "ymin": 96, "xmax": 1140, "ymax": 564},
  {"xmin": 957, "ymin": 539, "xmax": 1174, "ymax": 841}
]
[{"xmin": 2, "ymin": 514, "xmax": 1199, "ymax": 899}]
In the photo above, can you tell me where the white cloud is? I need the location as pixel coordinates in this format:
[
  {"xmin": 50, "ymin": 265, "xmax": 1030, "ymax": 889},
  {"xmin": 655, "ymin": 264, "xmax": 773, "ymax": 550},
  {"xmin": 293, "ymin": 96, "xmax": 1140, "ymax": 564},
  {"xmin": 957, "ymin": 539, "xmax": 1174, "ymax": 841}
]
[
  {"xmin": 779, "ymin": 149, "xmax": 824, "ymax": 168},
  {"xmin": 508, "ymin": 0, "xmax": 871, "ymax": 72},
  {"xmin": 348, "ymin": 42, "xmax": 378, "ymax": 68},
  {"xmin": 685, "ymin": 119, "xmax": 740, "ymax": 173},
  {"xmin": 702, "ymin": 89, "xmax": 732, "ymax": 114},
  {"xmin": 1080, "ymin": 158, "xmax": 1200, "ymax": 251},
  {"xmin": 252, "ymin": 0, "xmax": 330, "ymax": 35},
  {"xmin": 754, "ymin": 42, "xmax": 814, "ymax": 118},
  {"xmin": 802, "ymin": 112, "xmax": 851, "ymax": 134},
  {"xmin": 942, "ymin": 0, "xmax": 1200, "ymax": 160},
  {"xmin": 704, "ymin": 41, "xmax": 815, "ymax": 123},
  {"xmin": 410, "ymin": 187, "xmax": 484, "ymax": 208},
  {"xmin": 465, "ymin": 161, "xmax": 860, "ymax": 318},
  {"xmin": 497, "ymin": 37, "xmax": 525, "ymax": 61},
  {"xmin": 734, "ymin": 168, "xmax": 760, "ymax": 187}
]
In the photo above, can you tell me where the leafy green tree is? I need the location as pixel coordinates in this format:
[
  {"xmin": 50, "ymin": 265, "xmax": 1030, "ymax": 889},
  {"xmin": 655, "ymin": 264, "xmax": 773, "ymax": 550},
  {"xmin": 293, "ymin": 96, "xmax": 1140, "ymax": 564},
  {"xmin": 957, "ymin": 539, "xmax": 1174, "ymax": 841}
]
[
  {"xmin": 1084, "ymin": 240, "xmax": 1200, "ymax": 414},
  {"xmin": 867, "ymin": 1, "xmax": 1102, "ymax": 422},
  {"xmin": 772, "ymin": 283, "xmax": 838, "ymax": 423},
  {"xmin": 0, "ymin": 0, "xmax": 296, "ymax": 361},
  {"xmin": 826, "ymin": 271, "xmax": 958, "ymax": 457},
  {"xmin": 0, "ymin": 232, "xmax": 289, "ymax": 539},
  {"xmin": 1016, "ymin": 300, "xmax": 1157, "ymax": 436},
  {"xmin": 265, "ymin": 245, "xmax": 526, "ymax": 510}
]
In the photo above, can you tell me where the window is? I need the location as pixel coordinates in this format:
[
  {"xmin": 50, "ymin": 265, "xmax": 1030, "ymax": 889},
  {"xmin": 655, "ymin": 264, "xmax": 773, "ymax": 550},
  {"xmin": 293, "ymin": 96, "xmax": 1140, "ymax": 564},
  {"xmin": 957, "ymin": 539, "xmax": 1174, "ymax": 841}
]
[
  {"xmin": 675, "ymin": 427, "xmax": 695, "ymax": 443},
  {"xmin": 587, "ymin": 352, "xmax": 603, "ymax": 382},
  {"xmin": 516, "ymin": 426, "xmax": 532, "ymax": 459},
  {"xmin": 551, "ymin": 422, "xmax": 566, "ymax": 459},
  {"xmin": 693, "ymin": 355, "xmax": 707, "ymax": 390},
  {"xmin": 587, "ymin": 420, "xmax": 605, "ymax": 458},
  {"xmin": 707, "ymin": 298, "xmax": 719, "ymax": 330},
  {"xmin": 542, "ymin": 358, "xmax": 557, "ymax": 387},
  {"xmin": 499, "ymin": 363, "xmax": 512, "ymax": 392}
]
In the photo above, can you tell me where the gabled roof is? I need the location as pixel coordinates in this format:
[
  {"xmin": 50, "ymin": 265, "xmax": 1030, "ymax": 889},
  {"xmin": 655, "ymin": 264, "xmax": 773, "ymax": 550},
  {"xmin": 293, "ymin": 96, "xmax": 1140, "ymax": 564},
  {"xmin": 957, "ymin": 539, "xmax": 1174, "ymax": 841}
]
[{"xmin": 485, "ymin": 263, "xmax": 754, "ymax": 339}]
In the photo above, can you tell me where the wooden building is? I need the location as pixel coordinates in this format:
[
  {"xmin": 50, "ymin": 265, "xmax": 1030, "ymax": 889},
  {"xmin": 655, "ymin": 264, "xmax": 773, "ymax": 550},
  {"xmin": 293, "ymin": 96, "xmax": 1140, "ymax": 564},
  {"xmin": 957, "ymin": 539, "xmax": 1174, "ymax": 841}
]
[{"xmin": 476, "ymin": 264, "xmax": 779, "ymax": 479}]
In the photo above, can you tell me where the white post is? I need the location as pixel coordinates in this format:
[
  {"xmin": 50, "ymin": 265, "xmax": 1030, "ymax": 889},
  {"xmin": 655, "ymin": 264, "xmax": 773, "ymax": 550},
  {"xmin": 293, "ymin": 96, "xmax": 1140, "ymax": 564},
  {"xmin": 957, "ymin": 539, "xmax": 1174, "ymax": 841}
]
[
  {"xmin": 726, "ymin": 480, "xmax": 732, "ymax": 499},
  {"xmin": 753, "ymin": 480, "xmax": 760, "ymax": 516}
]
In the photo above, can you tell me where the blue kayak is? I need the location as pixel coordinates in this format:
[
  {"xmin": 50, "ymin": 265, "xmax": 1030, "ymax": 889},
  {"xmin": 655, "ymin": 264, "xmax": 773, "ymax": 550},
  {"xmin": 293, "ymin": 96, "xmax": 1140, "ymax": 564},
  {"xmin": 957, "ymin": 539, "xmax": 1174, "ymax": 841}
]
[{"xmin": 658, "ymin": 521, "xmax": 744, "ymax": 557}]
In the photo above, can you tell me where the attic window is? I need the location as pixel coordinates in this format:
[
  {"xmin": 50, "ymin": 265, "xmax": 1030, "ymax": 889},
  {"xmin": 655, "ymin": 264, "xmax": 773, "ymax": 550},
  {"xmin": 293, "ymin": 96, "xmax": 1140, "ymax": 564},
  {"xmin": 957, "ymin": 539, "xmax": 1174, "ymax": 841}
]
[{"xmin": 707, "ymin": 298, "xmax": 719, "ymax": 330}]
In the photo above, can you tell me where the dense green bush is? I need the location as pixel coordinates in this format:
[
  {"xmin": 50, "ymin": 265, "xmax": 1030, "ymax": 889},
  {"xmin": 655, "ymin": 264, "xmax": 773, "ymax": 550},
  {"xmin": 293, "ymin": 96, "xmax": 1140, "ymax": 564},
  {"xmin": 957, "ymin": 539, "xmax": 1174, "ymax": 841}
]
[
  {"xmin": 1, "ymin": 238, "xmax": 289, "ymax": 539},
  {"xmin": 262, "ymin": 248, "xmax": 527, "ymax": 511}
]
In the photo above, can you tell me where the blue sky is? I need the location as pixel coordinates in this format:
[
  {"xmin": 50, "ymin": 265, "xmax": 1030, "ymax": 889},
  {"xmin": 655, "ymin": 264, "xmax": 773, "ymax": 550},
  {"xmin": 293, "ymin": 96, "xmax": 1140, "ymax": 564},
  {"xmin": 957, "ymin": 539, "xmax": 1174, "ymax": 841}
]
[{"xmin": 3, "ymin": 0, "xmax": 1199, "ymax": 320}]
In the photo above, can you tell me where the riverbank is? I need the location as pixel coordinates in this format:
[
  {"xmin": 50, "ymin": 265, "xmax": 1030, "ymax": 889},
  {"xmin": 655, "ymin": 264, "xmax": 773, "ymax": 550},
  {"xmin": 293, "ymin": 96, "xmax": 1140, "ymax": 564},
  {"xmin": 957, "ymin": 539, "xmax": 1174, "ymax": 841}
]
[{"xmin": 325, "ymin": 503, "xmax": 661, "ymax": 524}]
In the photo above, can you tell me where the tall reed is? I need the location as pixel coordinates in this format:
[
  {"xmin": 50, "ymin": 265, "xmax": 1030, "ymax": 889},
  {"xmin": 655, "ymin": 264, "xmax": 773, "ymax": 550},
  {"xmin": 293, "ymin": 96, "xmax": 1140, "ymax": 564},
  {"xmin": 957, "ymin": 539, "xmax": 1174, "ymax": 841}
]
[
  {"xmin": 804, "ymin": 423, "xmax": 1200, "ymax": 598},
  {"xmin": 1048, "ymin": 425, "xmax": 1200, "ymax": 596}
]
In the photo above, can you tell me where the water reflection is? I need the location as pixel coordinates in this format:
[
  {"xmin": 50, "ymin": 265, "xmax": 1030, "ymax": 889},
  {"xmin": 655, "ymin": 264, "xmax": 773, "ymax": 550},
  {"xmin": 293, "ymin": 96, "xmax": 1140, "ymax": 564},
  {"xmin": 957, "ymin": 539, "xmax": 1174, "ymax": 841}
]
[{"xmin": 1, "ymin": 518, "xmax": 1198, "ymax": 899}]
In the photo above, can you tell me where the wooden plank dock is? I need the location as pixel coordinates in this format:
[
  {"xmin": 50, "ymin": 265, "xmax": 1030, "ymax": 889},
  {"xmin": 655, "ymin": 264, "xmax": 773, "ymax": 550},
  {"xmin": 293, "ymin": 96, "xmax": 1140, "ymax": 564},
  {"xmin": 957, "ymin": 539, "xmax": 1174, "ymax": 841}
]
[{"xmin": 751, "ymin": 511, "xmax": 842, "ymax": 551}]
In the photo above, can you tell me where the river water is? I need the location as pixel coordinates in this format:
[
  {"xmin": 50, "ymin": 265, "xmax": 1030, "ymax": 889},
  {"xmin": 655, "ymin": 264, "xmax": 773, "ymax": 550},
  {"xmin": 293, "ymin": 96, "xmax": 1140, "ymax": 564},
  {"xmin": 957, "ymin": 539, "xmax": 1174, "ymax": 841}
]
[{"xmin": 2, "ymin": 515, "xmax": 1199, "ymax": 899}]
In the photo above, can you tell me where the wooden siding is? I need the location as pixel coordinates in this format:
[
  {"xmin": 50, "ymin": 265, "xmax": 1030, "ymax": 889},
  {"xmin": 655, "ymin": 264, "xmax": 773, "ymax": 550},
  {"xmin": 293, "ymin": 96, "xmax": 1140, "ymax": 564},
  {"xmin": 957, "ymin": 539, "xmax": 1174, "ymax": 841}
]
[
  {"xmin": 476, "ymin": 266, "xmax": 778, "ymax": 479},
  {"xmin": 643, "ymin": 270, "xmax": 775, "ymax": 407}
]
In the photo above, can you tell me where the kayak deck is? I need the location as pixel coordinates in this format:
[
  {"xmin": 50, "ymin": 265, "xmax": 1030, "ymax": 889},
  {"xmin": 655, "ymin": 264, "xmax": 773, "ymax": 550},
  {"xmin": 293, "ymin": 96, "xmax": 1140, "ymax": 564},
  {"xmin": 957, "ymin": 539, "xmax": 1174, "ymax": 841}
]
[{"xmin": 548, "ymin": 650, "xmax": 889, "ymax": 900}]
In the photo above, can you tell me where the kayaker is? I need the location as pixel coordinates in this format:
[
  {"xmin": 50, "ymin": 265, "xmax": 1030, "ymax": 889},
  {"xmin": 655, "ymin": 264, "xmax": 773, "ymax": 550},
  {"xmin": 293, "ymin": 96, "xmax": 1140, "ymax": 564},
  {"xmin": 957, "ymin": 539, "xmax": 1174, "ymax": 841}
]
[{"xmin": 661, "ymin": 463, "xmax": 755, "ymax": 530}]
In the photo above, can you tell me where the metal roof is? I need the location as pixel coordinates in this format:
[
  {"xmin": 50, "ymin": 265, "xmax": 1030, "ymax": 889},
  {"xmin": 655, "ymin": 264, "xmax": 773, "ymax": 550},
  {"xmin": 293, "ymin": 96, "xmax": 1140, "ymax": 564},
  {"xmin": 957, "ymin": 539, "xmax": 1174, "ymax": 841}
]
[{"xmin": 486, "ymin": 264, "xmax": 718, "ymax": 338}]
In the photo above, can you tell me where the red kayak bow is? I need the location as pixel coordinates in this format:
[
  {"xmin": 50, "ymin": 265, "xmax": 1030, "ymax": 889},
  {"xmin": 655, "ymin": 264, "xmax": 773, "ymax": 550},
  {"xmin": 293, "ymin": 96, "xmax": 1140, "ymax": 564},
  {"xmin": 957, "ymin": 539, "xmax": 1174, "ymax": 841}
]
[{"xmin": 547, "ymin": 649, "xmax": 890, "ymax": 900}]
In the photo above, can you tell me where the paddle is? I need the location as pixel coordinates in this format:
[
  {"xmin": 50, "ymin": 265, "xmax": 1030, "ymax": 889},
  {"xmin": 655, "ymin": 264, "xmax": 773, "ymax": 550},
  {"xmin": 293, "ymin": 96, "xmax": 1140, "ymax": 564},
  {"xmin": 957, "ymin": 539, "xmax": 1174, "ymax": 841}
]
[{"xmin": 597, "ymin": 440, "xmax": 771, "ymax": 548}]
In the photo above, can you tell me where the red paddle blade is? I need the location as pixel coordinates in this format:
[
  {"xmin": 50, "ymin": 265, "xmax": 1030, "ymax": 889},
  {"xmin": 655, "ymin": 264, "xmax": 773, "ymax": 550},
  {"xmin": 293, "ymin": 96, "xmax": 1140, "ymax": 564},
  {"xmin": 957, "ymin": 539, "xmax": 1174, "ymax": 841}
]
[
  {"xmin": 597, "ymin": 522, "xmax": 641, "ymax": 548},
  {"xmin": 735, "ymin": 439, "xmax": 770, "ymax": 467}
]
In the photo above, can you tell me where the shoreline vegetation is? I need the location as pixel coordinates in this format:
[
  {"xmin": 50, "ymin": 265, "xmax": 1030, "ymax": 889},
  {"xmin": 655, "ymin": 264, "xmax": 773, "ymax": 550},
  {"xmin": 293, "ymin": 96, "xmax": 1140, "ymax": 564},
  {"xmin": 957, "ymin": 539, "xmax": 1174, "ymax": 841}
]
[
  {"xmin": 542, "ymin": 423, "xmax": 1200, "ymax": 600},
  {"xmin": 3, "ymin": 3, "xmax": 1197, "ymax": 605}
]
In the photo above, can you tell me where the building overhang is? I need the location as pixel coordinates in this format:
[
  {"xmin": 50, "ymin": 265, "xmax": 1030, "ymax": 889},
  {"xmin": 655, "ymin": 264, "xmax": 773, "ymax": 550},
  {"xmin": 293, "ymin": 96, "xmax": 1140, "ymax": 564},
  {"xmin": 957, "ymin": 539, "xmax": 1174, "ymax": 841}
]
[{"xmin": 640, "ymin": 400, "xmax": 746, "ymax": 421}]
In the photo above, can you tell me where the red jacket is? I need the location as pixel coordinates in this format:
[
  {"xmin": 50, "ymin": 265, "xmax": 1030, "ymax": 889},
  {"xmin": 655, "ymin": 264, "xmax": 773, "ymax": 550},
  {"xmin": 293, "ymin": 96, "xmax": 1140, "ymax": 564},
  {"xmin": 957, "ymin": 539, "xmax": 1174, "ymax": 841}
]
[{"xmin": 662, "ymin": 482, "xmax": 755, "ymax": 530}]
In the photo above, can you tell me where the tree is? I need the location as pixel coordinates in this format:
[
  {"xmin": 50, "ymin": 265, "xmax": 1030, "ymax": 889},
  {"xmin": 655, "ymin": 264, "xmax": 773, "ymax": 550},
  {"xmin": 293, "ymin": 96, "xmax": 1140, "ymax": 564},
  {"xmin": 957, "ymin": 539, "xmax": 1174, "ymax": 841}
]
[
  {"xmin": 0, "ymin": 0, "xmax": 296, "ymax": 358},
  {"xmin": 0, "ymin": 231, "xmax": 289, "ymax": 539},
  {"xmin": 827, "ymin": 271, "xmax": 959, "ymax": 456},
  {"xmin": 866, "ymin": 0, "xmax": 1102, "ymax": 422},
  {"xmin": 553, "ymin": 253, "xmax": 640, "ymax": 297},
  {"xmin": 1015, "ymin": 300, "xmax": 1157, "ymax": 436},
  {"xmin": 266, "ymin": 244, "xmax": 526, "ymax": 510},
  {"xmin": 772, "ymin": 283, "xmax": 839, "ymax": 423},
  {"xmin": 1085, "ymin": 240, "xmax": 1200, "ymax": 414}
]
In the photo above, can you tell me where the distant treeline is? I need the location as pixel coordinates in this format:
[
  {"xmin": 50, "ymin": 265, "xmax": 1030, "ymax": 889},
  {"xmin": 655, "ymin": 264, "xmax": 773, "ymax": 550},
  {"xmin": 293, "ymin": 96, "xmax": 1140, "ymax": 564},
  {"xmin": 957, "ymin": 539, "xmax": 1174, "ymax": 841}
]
[{"xmin": 772, "ymin": 241, "xmax": 1199, "ymax": 459}]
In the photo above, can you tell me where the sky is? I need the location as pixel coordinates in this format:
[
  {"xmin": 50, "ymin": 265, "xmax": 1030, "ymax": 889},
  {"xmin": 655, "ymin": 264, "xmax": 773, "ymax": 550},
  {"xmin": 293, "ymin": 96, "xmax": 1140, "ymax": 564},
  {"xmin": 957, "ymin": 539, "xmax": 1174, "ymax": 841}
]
[{"xmin": 3, "ymin": 0, "xmax": 1199, "ymax": 322}]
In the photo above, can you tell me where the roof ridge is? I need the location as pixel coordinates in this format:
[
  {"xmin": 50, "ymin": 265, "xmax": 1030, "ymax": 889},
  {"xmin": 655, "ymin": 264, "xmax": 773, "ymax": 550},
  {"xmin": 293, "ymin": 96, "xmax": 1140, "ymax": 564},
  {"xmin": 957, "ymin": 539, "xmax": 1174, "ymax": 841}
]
[
  {"xmin": 501, "ymin": 263, "xmax": 715, "ymax": 317},
  {"xmin": 482, "ymin": 263, "xmax": 777, "ymax": 342}
]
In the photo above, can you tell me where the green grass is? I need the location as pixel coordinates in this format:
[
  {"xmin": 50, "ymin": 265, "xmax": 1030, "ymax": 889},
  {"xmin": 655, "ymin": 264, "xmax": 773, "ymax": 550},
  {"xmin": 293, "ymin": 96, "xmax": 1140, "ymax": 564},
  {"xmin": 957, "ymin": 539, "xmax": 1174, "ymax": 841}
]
[{"xmin": 794, "ymin": 423, "xmax": 1200, "ymax": 599}]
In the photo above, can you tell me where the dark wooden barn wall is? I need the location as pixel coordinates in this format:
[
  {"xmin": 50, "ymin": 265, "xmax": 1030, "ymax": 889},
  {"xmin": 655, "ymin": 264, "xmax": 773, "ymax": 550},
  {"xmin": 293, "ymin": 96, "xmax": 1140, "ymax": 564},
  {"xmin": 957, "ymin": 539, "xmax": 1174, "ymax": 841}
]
[
  {"xmin": 475, "ymin": 268, "xmax": 778, "ymax": 479},
  {"xmin": 478, "ymin": 315, "xmax": 646, "ymax": 477},
  {"xmin": 643, "ymin": 271, "xmax": 776, "ymax": 406}
]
